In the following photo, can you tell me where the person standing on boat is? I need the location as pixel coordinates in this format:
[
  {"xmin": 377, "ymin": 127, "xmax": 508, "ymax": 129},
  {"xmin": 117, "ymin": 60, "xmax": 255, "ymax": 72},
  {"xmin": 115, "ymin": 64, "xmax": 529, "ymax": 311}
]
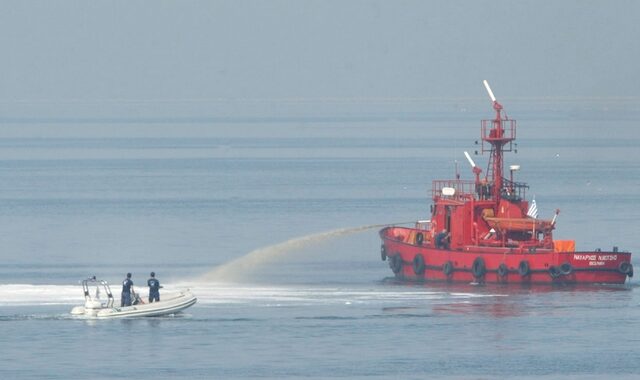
[
  {"xmin": 147, "ymin": 272, "xmax": 161, "ymax": 303},
  {"xmin": 121, "ymin": 273, "xmax": 134, "ymax": 307},
  {"xmin": 435, "ymin": 229, "xmax": 450, "ymax": 250}
]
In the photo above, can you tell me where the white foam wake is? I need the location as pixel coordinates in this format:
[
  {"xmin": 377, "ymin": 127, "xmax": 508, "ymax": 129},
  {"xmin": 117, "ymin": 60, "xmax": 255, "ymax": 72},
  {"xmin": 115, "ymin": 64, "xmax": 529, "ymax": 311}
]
[
  {"xmin": 0, "ymin": 284, "xmax": 189, "ymax": 306},
  {"xmin": 0, "ymin": 284, "xmax": 80, "ymax": 306},
  {"xmin": 0, "ymin": 282, "xmax": 506, "ymax": 307}
]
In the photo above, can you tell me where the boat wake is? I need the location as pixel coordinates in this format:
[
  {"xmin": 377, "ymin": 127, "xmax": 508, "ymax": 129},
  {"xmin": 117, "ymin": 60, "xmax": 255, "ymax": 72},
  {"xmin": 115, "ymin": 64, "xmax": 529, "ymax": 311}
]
[
  {"xmin": 0, "ymin": 284, "xmax": 80, "ymax": 306},
  {"xmin": 200, "ymin": 223, "xmax": 406, "ymax": 283},
  {"xmin": 0, "ymin": 282, "xmax": 504, "ymax": 308}
]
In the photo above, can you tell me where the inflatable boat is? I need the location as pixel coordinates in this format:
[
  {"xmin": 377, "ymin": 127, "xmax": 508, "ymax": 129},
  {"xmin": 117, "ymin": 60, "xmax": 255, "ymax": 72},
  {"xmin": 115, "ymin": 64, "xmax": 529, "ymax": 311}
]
[{"xmin": 70, "ymin": 277, "xmax": 197, "ymax": 318}]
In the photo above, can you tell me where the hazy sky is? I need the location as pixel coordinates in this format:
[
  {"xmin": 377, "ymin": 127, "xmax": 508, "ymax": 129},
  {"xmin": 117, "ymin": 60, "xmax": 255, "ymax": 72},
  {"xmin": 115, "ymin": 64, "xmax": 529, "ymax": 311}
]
[{"xmin": 0, "ymin": 0, "xmax": 638, "ymax": 119}]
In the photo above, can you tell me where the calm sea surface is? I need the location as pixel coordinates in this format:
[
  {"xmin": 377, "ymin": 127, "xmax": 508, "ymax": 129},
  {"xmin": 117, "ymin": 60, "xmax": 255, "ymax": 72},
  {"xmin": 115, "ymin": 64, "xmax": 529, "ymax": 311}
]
[{"xmin": 1, "ymin": 112, "xmax": 639, "ymax": 379}]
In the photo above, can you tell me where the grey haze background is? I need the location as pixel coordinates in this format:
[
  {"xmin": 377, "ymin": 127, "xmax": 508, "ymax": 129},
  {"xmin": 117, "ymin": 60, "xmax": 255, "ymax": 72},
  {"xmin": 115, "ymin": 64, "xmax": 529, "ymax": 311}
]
[{"xmin": 0, "ymin": 0, "xmax": 638, "ymax": 137}]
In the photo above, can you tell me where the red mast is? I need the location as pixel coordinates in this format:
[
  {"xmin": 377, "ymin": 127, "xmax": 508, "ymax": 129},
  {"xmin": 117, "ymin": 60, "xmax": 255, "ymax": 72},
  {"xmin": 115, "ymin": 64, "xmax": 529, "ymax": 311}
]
[{"xmin": 480, "ymin": 80, "xmax": 516, "ymax": 206}]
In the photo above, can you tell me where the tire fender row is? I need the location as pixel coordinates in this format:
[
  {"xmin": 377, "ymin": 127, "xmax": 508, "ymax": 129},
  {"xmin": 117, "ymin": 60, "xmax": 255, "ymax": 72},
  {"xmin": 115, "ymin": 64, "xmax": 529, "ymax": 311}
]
[{"xmin": 385, "ymin": 251, "xmax": 634, "ymax": 280}]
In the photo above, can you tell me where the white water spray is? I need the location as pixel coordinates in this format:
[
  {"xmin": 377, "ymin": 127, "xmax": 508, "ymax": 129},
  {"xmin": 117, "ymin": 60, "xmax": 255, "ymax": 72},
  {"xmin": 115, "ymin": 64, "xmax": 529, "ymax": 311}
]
[{"xmin": 201, "ymin": 223, "xmax": 408, "ymax": 283}]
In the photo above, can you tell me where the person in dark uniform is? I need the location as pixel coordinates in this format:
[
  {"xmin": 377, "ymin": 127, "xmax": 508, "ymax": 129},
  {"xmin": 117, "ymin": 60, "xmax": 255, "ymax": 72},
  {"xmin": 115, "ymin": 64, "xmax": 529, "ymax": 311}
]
[
  {"xmin": 147, "ymin": 272, "xmax": 161, "ymax": 303},
  {"xmin": 435, "ymin": 229, "xmax": 450, "ymax": 250},
  {"xmin": 121, "ymin": 273, "xmax": 134, "ymax": 307}
]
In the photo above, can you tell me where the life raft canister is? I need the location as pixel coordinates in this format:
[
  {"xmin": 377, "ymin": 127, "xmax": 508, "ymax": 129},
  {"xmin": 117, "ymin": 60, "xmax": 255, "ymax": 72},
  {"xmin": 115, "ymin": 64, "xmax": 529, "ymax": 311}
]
[
  {"xmin": 618, "ymin": 262, "xmax": 634, "ymax": 277},
  {"xmin": 416, "ymin": 232, "xmax": 424, "ymax": 246},
  {"xmin": 390, "ymin": 254, "xmax": 403, "ymax": 274},
  {"xmin": 518, "ymin": 260, "xmax": 531, "ymax": 277},
  {"xmin": 443, "ymin": 261, "xmax": 454, "ymax": 276},
  {"xmin": 497, "ymin": 263, "xmax": 508, "ymax": 278},
  {"xmin": 380, "ymin": 245, "xmax": 387, "ymax": 261},
  {"xmin": 471, "ymin": 257, "xmax": 486, "ymax": 279},
  {"xmin": 413, "ymin": 254, "xmax": 425, "ymax": 275}
]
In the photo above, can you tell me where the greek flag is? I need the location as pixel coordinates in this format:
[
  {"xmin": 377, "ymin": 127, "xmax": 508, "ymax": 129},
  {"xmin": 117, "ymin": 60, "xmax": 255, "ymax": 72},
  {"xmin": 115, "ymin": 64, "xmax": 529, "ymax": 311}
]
[{"xmin": 527, "ymin": 198, "xmax": 538, "ymax": 219}]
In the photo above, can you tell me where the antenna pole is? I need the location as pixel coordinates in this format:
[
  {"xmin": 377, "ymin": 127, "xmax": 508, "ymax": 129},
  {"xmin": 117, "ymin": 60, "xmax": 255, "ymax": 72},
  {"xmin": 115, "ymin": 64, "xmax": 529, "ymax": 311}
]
[{"xmin": 480, "ymin": 80, "xmax": 513, "ymax": 205}]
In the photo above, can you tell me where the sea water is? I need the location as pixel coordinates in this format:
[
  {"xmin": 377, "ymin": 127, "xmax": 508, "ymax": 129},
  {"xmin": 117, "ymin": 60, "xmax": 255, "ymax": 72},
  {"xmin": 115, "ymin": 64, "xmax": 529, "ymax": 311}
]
[{"xmin": 1, "ymin": 110, "xmax": 640, "ymax": 379}]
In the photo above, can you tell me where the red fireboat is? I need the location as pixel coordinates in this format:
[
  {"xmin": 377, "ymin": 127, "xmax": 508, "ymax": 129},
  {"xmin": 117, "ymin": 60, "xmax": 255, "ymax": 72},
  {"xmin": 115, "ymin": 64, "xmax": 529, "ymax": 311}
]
[{"xmin": 379, "ymin": 81, "xmax": 633, "ymax": 284}]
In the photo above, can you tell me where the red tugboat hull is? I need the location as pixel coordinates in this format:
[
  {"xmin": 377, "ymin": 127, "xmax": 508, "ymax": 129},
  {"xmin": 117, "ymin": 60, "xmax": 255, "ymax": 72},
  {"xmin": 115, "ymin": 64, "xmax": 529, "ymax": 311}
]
[
  {"xmin": 381, "ymin": 226, "xmax": 632, "ymax": 284},
  {"xmin": 378, "ymin": 81, "xmax": 633, "ymax": 285}
]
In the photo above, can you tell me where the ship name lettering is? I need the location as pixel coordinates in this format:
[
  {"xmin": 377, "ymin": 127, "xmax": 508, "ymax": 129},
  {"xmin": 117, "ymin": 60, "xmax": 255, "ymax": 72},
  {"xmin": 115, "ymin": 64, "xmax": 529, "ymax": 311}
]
[
  {"xmin": 574, "ymin": 254, "xmax": 596, "ymax": 261},
  {"xmin": 597, "ymin": 255, "xmax": 617, "ymax": 261}
]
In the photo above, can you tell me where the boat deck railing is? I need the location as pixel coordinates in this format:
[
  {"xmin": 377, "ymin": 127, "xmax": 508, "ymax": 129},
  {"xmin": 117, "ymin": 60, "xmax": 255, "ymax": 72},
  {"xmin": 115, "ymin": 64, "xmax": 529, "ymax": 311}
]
[
  {"xmin": 432, "ymin": 179, "xmax": 477, "ymax": 200},
  {"xmin": 433, "ymin": 178, "xmax": 529, "ymax": 202},
  {"xmin": 480, "ymin": 118, "xmax": 516, "ymax": 152},
  {"xmin": 502, "ymin": 178, "xmax": 528, "ymax": 201},
  {"xmin": 82, "ymin": 278, "xmax": 115, "ymax": 308}
]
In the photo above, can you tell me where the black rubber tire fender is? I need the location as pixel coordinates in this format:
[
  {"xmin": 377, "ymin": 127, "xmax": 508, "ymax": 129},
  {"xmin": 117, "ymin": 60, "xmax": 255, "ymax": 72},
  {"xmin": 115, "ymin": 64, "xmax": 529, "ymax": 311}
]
[
  {"xmin": 443, "ymin": 261, "xmax": 454, "ymax": 276},
  {"xmin": 413, "ymin": 254, "xmax": 425, "ymax": 275},
  {"xmin": 518, "ymin": 260, "xmax": 531, "ymax": 277},
  {"xmin": 390, "ymin": 254, "xmax": 403, "ymax": 274},
  {"xmin": 619, "ymin": 262, "xmax": 634, "ymax": 277},
  {"xmin": 497, "ymin": 263, "xmax": 508, "ymax": 278},
  {"xmin": 559, "ymin": 262, "xmax": 573, "ymax": 275},
  {"xmin": 471, "ymin": 257, "xmax": 486, "ymax": 278},
  {"xmin": 548, "ymin": 266, "xmax": 561, "ymax": 278}
]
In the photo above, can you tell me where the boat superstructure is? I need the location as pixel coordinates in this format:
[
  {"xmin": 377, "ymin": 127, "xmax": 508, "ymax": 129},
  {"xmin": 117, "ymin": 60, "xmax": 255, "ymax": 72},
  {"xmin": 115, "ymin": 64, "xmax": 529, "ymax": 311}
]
[{"xmin": 379, "ymin": 81, "xmax": 633, "ymax": 284}]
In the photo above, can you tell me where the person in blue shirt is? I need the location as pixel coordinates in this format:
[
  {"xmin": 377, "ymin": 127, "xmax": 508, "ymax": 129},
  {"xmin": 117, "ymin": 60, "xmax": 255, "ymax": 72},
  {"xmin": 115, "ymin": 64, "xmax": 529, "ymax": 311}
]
[
  {"xmin": 147, "ymin": 272, "xmax": 161, "ymax": 303},
  {"xmin": 121, "ymin": 273, "xmax": 134, "ymax": 307}
]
